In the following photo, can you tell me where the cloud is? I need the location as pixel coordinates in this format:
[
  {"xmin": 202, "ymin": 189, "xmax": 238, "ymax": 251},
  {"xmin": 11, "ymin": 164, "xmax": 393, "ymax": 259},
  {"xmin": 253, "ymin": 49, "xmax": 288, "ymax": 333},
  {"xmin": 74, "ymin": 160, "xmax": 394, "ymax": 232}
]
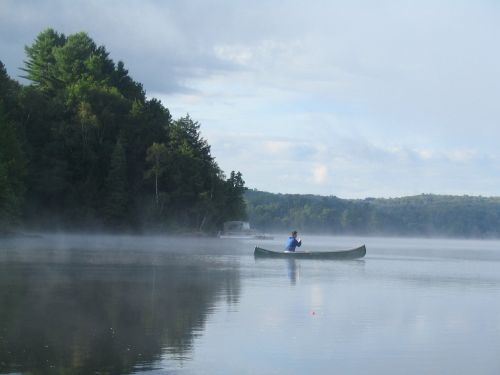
[
  {"xmin": 264, "ymin": 141, "xmax": 292, "ymax": 155},
  {"xmin": 2, "ymin": 0, "xmax": 500, "ymax": 197},
  {"xmin": 0, "ymin": 0, "xmax": 243, "ymax": 91},
  {"xmin": 312, "ymin": 165, "xmax": 328, "ymax": 185}
]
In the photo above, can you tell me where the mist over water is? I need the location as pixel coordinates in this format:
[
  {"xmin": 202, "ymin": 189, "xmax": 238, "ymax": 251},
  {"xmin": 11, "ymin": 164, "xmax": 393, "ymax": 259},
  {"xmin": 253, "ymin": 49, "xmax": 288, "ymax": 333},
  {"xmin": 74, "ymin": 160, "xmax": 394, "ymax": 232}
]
[{"xmin": 1, "ymin": 234, "xmax": 499, "ymax": 374}]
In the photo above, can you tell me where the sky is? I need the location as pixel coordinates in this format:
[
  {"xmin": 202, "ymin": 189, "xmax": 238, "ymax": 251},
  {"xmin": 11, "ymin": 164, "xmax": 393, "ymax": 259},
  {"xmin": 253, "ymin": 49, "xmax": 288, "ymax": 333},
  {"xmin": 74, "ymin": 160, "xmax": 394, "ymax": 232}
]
[{"xmin": 2, "ymin": 0, "xmax": 500, "ymax": 198}]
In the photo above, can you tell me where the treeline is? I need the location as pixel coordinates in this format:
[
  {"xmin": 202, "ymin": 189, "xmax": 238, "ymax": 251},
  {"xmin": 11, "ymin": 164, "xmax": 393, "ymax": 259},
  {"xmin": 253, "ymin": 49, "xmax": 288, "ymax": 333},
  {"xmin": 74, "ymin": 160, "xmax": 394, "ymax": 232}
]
[
  {"xmin": 0, "ymin": 29, "xmax": 246, "ymax": 233},
  {"xmin": 246, "ymin": 190, "xmax": 500, "ymax": 238}
]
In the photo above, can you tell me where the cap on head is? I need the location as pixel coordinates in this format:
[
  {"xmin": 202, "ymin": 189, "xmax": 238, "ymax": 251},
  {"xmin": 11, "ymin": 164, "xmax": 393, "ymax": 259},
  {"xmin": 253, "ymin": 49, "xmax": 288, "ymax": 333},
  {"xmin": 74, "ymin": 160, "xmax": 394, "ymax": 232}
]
[{"xmin": 292, "ymin": 230, "xmax": 298, "ymax": 236}]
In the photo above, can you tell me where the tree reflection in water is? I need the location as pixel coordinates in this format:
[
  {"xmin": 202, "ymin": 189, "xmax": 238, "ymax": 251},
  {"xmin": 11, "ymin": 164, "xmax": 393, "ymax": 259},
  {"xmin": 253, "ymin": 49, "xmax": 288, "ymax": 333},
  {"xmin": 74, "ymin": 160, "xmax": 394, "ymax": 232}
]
[
  {"xmin": 0, "ymin": 245, "xmax": 240, "ymax": 374},
  {"xmin": 286, "ymin": 259, "xmax": 299, "ymax": 285}
]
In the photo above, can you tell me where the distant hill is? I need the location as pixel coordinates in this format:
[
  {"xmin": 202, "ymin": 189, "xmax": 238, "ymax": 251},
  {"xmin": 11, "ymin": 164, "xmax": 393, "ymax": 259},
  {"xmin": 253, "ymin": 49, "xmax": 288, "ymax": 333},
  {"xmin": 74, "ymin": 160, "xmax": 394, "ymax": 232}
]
[{"xmin": 245, "ymin": 189, "xmax": 500, "ymax": 238}]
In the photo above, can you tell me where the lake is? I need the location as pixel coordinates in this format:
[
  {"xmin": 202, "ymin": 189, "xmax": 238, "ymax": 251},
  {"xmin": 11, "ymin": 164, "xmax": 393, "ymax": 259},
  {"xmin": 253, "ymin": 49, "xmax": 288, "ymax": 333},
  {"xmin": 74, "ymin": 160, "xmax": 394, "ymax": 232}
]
[{"xmin": 1, "ymin": 234, "xmax": 499, "ymax": 374}]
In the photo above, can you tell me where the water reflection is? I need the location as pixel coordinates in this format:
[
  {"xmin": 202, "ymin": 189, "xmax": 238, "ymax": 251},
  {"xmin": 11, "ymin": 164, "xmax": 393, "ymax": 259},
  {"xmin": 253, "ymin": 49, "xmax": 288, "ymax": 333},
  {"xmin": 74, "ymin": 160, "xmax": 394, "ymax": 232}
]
[
  {"xmin": 286, "ymin": 259, "xmax": 298, "ymax": 285},
  {"xmin": 253, "ymin": 256, "xmax": 366, "ymax": 286},
  {"xmin": 2, "ymin": 235, "xmax": 500, "ymax": 375},
  {"xmin": 0, "ymin": 243, "xmax": 240, "ymax": 374}
]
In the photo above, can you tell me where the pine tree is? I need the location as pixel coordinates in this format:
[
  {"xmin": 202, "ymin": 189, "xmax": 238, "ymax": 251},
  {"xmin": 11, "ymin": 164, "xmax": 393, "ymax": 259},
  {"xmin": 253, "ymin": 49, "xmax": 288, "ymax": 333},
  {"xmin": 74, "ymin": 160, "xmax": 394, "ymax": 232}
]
[
  {"xmin": 104, "ymin": 140, "xmax": 128, "ymax": 228},
  {"xmin": 0, "ymin": 105, "xmax": 24, "ymax": 232},
  {"xmin": 0, "ymin": 62, "xmax": 25, "ymax": 232},
  {"xmin": 21, "ymin": 28, "xmax": 66, "ymax": 91}
]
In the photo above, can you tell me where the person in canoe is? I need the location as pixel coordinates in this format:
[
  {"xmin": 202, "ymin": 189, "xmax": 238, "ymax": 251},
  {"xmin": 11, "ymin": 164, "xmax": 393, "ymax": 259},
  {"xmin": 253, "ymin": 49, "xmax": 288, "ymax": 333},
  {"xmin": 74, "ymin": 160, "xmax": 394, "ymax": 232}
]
[{"xmin": 285, "ymin": 230, "xmax": 302, "ymax": 252}]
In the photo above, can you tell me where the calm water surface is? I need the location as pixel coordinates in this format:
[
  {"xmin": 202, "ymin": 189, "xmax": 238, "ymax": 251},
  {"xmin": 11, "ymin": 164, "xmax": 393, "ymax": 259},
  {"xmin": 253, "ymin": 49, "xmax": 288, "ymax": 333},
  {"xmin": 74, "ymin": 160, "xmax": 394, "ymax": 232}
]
[{"xmin": 1, "ymin": 234, "xmax": 499, "ymax": 374}]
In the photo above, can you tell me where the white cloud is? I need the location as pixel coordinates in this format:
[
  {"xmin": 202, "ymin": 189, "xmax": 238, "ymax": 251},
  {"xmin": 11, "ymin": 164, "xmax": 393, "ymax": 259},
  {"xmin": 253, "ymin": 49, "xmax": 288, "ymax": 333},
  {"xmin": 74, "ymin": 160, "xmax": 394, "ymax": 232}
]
[
  {"xmin": 214, "ymin": 45, "xmax": 253, "ymax": 66},
  {"xmin": 416, "ymin": 149, "xmax": 434, "ymax": 160},
  {"xmin": 264, "ymin": 141, "xmax": 293, "ymax": 155},
  {"xmin": 312, "ymin": 165, "xmax": 328, "ymax": 185}
]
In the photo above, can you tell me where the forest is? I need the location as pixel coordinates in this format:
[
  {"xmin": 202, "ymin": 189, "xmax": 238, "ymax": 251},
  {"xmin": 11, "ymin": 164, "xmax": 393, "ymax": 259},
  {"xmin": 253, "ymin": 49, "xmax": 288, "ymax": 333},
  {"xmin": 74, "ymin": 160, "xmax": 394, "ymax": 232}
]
[
  {"xmin": 0, "ymin": 29, "xmax": 246, "ymax": 234},
  {"xmin": 246, "ymin": 190, "xmax": 500, "ymax": 238}
]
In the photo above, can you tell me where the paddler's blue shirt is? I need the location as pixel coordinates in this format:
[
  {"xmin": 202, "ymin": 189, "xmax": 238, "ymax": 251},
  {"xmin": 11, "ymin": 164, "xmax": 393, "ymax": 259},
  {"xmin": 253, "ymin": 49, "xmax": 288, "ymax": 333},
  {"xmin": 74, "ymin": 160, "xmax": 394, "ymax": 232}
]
[{"xmin": 285, "ymin": 237, "xmax": 301, "ymax": 252}]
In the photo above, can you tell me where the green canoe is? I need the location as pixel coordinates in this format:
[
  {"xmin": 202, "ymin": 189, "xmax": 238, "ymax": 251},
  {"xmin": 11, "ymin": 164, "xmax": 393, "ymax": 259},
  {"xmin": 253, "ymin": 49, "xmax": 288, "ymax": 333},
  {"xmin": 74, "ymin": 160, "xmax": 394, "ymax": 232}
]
[{"xmin": 254, "ymin": 245, "xmax": 366, "ymax": 260}]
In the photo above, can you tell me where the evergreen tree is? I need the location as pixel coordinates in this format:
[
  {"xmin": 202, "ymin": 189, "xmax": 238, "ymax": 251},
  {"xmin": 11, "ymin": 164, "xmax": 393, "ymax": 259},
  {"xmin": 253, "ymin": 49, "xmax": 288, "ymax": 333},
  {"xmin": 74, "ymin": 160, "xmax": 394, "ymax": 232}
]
[
  {"xmin": 224, "ymin": 171, "xmax": 247, "ymax": 221},
  {"xmin": 145, "ymin": 142, "xmax": 168, "ymax": 209},
  {"xmin": 0, "ymin": 62, "xmax": 25, "ymax": 232},
  {"xmin": 0, "ymin": 105, "xmax": 25, "ymax": 232},
  {"xmin": 22, "ymin": 28, "xmax": 66, "ymax": 92},
  {"xmin": 103, "ymin": 140, "xmax": 128, "ymax": 227}
]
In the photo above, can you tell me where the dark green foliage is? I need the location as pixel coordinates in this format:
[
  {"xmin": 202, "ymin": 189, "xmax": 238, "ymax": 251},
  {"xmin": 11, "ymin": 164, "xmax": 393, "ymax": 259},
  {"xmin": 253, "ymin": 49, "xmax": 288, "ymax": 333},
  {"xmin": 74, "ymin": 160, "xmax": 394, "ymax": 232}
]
[
  {"xmin": 0, "ymin": 63, "xmax": 25, "ymax": 232},
  {"xmin": 224, "ymin": 171, "xmax": 247, "ymax": 221},
  {"xmin": 1, "ymin": 29, "xmax": 247, "ymax": 233},
  {"xmin": 0, "ymin": 160, "xmax": 18, "ymax": 231},
  {"xmin": 164, "ymin": 116, "xmax": 216, "ymax": 217},
  {"xmin": 111, "ymin": 61, "xmax": 145, "ymax": 101},
  {"xmin": 245, "ymin": 190, "xmax": 500, "ymax": 238},
  {"xmin": 104, "ymin": 140, "xmax": 128, "ymax": 228},
  {"xmin": 146, "ymin": 115, "xmax": 247, "ymax": 232}
]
